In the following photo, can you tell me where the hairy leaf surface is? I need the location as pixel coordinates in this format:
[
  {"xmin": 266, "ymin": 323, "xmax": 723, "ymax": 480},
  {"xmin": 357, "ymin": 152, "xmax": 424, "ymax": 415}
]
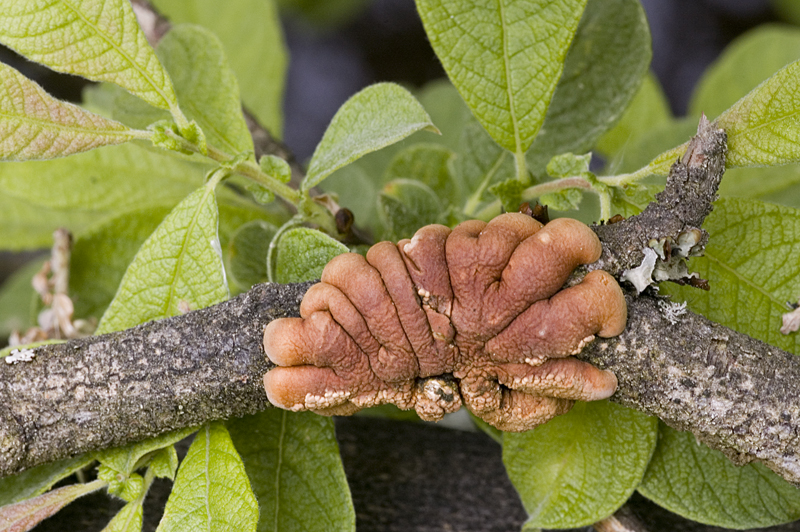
[
  {"xmin": 503, "ymin": 401, "xmax": 657, "ymax": 529},
  {"xmin": 662, "ymin": 197, "xmax": 800, "ymax": 355},
  {"xmin": 639, "ymin": 423, "xmax": 800, "ymax": 528},
  {"xmin": 303, "ymin": 83, "xmax": 437, "ymax": 189},
  {"xmin": 525, "ymin": 0, "xmax": 651, "ymax": 175},
  {"xmin": 416, "ymin": 0, "xmax": 587, "ymax": 154},
  {"xmin": 156, "ymin": 422, "xmax": 258, "ymax": 532},
  {"xmin": 228, "ymin": 410, "xmax": 355, "ymax": 532},
  {"xmin": 378, "ymin": 179, "xmax": 443, "ymax": 240},
  {"xmin": 102, "ymin": 500, "xmax": 143, "ymax": 532},
  {"xmin": 690, "ymin": 26, "xmax": 800, "ymax": 120},
  {"xmin": 0, "ymin": 143, "xmax": 202, "ymax": 211},
  {"xmin": 0, "ymin": 0, "xmax": 178, "ymax": 111},
  {"xmin": 111, "ymin": 25, "xmax": 253, "ymax": 155},
  {"xmin": 0, "ymin": 63, "xmax": 138, "ymax": 161},
  {"xmin": 95, "ymin": 181, "xmax": 228, "ymax": 334},
  {"xmin": 274, "ymin": 227, "xmax": 348, "ymax": 284},
  {"xmin": 150, "ymin": 0, "xmax": 287, "ymax": 135}
]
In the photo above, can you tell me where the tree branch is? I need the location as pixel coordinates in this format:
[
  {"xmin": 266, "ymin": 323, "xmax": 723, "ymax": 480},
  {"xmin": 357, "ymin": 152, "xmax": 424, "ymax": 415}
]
[{"xmin": 2, "ymin": 117, "xmax": 798, "ymax": 492}]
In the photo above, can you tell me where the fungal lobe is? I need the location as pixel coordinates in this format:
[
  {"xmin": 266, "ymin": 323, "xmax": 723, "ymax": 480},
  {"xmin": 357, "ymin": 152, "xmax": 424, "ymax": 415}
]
[{"xmin": 263, "ymin": 213, "xmax": 627, "ymax": 432}]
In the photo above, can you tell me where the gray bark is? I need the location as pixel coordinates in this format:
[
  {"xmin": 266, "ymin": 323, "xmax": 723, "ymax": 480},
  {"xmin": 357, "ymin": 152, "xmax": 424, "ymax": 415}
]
[{"xmin": 1, "ymin": 109, "xmax": 799, "ymax": 493}]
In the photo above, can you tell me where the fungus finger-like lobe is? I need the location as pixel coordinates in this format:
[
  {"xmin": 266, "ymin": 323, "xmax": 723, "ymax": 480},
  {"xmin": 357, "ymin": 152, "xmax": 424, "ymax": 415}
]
[
  {"xmin": 479, "ymin": 392, "xmax": 573, "ymax": 433},
  {"xmin": 485, "ymin": 270, "xmax": 627, "ymax": 362},
  {"xmin": 321, "ymin": 253, "xmax": 419, "ymax": 381},
  {"xmin": 299, "ymin": 282, "xmax": 383, "ymax": 359},
  {"xmin": 491, "ymin": 217, "xmax": 603, "ymax": 326},
  {"xmin": 367, "ymin": 242, "xmax": 442, "ymax": 376},
  {"xmin": 398, "ymin": 224, "xmax": 453, "ymax": 314},
  {"xmin": 496, "ymin": 359, "xmax": 618, "ymax": 402},
  {"xmin": 447, "ymin": 214, "xmax": 543, "ymax": 336},
  {"xmin": 263, "ymin": 213, "xmax": 629, "ymax": 433}
]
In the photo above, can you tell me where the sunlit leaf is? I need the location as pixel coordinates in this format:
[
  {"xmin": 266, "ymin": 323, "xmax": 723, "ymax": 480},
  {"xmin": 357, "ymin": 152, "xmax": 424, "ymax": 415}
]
[
  {"xmin": 227, "ymin": 410, "xmax": 355, "ymax": 532},
  {"xmin": 274, "ymin": 227, "xmax": 348, "ymax": 284},
  {"xmin": 95, "ymin": 180, "xmax": 228, "ymax": 334},
  {"xmin": 0, "ymin": 0, "xmax": 178, "ymax": 111},
  {"xmin": 526, "ymin": 0, "xmax": 651, "ymax": 174},
  {"xmin": 102, "ymin": 500, "xmax": 143, "ymax": 532},
  {"xmin": 416, "ymin": 0, "xmax": 587, "ymax": 155},
  {"xmin": 151, "ymin": 0, "xmax": 287, "ymax": 135},
  {"xmin": 156, "ymin": 422, "xmax": 258, "ymax": 532},
  {"xmin": 690, "ymin": 25, "xmax": 800, "ymax": 120},
  {"xmin": 303, "ymin": 83, "xmax": 438, "ymax": 190},
  {"xmin": 661, "ymin": 197, "xmax": 800, "ymax": 355},
  {"xmin": 503, "ymin": 401, "xmax": 657, "ymax": 529},
  {"xmin": 0, "ymin": 63, "xmax": 140, "ymax": 161}
]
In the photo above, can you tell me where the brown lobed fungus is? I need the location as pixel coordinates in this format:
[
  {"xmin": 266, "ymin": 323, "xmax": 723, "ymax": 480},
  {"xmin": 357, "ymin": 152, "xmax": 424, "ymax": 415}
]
[{"xmin": 263, "ymin": 213, "xmax": 627, "ymax": 432}]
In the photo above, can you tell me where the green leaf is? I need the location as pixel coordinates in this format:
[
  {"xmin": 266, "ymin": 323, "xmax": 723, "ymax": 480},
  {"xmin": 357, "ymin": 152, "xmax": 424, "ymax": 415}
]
[
  {"xmin": 102, "ymin": 500, "xmax": 143, "ymax": 532},
  {"xmin": 638, "ymin": 423, "xmax": 800, "ymax": 528},
  {"xmin": 0, "ymin": 455, "xmax": 94, "ymax": 506},
  {"xmin": 539, "ymin": 188, "xmax": 583, "ymax": 211},
  {"xmin": 155, "ymin": 24, "xmax": 253, "ymax": 154},
  {"xmin": 0, "ymin": 479, "xmax": 105, "ymax": 532},
  {"xmin": 612, "ymin": 117, "xmax": 697, "ymax": 175},
  {"xmin": 661, "ymin": 197, "xmax": 800, "ymax": 355},
  {"xmin": 774, "ymin": 0, "xmax": 800, "ymax": 24},
  {"xmin": 417, "ymin": 79, "xmax": 472, "ymax": 152},
  {"xmin": 274, "ymin": 227, "xmax": 348, "ymax": 284},
  {"xmin": 378, "ymin": 179, "xmax": 443, "ymax": 241},
  {"xmin": 98, "ymin": 468, "xmax": 144, "ymax": 503},
  {"xmin": 690, "ymin": 25, "xmax": 800, "ymax": 121},
  {"xmin": 0, "ymin": 0, "xmax": 178, "ymax": 112},
  {"xmin": 0, "ymin": 259, "xmax": 42, "ymax": 338},
  {"xmin": 151, "ymin": 0, "xmax": 287, "ymax": 136},
  {"xmin": 95, "ymin": 181, "xmax": 228, "ymax": 334},
  {"xmin": 149, "ymin": 447, "xmax": 180, "ymax": 481},
  {"xmin": 0, "ymin": 142, "xmax": 203, "ymax": 212},
  {"xmin": 0, "ymin": 190, "xmax": 106, "ymax": 251},
  {"xmin": 70, "ymin": 204, "xmax": 173, "ymax": 321},
  {"xmin": 226, "ymin": 220, "xmax": 276, "ymax": 293},
  {"xmin": 503, "ymin": 401, "xmax": 657, "ymax": 529},
  {"xmin": 227, "ymin": 410, "xmax": 356, "ymax": 532},
  {"xmin": 303, "ymin": 83, "xmax": 438, "ymax": 190},
  {"xmin": 415, "ymin": 0, "xmax": 587, "ymax": 155},
  {"xmin": 259, "ymin": 156, "xmax": 291, "ymax": 184},
  {"xmin": 715, "ymin": 58, "xmax": 800, "ymax": 167},
  {"xmin": 383, "ymin": 143, "xmax": 459, "ymax": 203},
  {"xmin": 457, "ymin": 118, "xmax": 515, "ymax": 215},
  {"xmin": 95, "ymin": 427, "xmax": 198, "ymax": 478},
  {"xmin": 69, "ymin": 193, "xmax": 260, "ymax": 320},
  {"xmin": 0, "ymin": 62, "xmax": 140, "ymax": 161},
  {"xmin": 546, "ymin": 152, "xmax": 591, "ymax": 177},
  {"xmin": 156, "ymin": 422, "xmax": 258, "ymax": 532},
  {"xmin": 525, "ymin": 0, "xmax": 652, "ymax": 175},
  {"xmin": 597, "ymin": 73, "xmax": 671, "ymax": 158},
  {"xmin": 489, "ymin": 177, "xmax": 526, "ymax": 212},
  {"xmin": 608, "ymin": 183, "xmax": 660, "ymax": 218},
  {"xmin": 718, "ymin": 164, "xmax": 800, "ymax": 208}
]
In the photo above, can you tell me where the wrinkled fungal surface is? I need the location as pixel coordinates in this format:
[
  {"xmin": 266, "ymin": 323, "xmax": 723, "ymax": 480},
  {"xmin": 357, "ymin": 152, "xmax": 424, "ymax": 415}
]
[{"xmin": 263, "ymin": 213, "xmax": 627, "ymax": 431}]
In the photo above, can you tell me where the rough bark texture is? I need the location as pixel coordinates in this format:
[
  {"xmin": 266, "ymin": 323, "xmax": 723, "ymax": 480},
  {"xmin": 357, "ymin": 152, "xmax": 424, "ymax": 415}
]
[
  {"xmin": 0, "ymin": 282, "xmax": 310, "ymax": 477},
  {"xmin": 2, "ymin": 104, "xmax": 798, "ymax": 499}
]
